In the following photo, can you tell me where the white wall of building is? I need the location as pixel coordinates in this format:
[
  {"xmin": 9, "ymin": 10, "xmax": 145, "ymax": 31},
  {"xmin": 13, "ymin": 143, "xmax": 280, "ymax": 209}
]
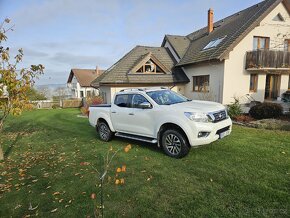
[
  {"xmin": 183, "ymin": 62, "xmax": 225, "ymax": 103},
  {"xmin": 68, "ymin": 76, "xmax": 99, "ymax": 98},
  {"xmin": 223, "ymin": 2, "xmax": 290, "ymax": 104}
]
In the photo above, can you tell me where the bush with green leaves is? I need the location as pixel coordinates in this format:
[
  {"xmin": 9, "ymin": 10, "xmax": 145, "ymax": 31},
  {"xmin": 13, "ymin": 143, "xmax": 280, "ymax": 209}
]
[
  {"xmin": 227, "ymin": 97, "xmax": 242, "ymax": 119},
  {"xmin": 249, "ymin": 103, "xmax": 283, "ymax": 120}
]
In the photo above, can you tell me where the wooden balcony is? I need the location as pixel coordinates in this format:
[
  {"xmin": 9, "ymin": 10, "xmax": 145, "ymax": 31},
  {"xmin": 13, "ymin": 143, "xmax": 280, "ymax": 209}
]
[{"xmin": 246, "ymin": 50, "xmax": 290, "ymax": 70}]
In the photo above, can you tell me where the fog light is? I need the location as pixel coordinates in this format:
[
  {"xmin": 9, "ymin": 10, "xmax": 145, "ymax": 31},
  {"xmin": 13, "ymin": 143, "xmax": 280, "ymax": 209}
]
[{"xmin": 198, "ymin": 131, "xmax": 210, "ymax": 138}]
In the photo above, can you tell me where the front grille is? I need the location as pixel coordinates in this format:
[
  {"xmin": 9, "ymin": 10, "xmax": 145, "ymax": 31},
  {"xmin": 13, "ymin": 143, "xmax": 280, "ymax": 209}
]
[{"xmin": 212, "ymin": 110, "xmax": 227, "ymax": 123}]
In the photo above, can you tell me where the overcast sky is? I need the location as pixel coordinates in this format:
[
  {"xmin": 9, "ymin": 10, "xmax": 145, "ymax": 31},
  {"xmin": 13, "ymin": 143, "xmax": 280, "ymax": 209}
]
[{"xmin": 0, "ymin": 0, "xmax": 261, "ymax": 85}]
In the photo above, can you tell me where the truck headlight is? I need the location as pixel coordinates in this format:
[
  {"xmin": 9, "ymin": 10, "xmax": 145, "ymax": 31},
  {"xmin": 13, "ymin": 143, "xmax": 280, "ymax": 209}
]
[{"xmin": 184, "ymin": 112, "xmax": 212, "ymax": 123}]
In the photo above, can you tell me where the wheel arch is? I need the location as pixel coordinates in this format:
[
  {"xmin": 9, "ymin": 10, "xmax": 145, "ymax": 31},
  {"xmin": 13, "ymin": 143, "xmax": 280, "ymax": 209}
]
[
  {"xmin": 157, "ymin": 123, "xmax": 189, "ymax": 147},
  {"xmin": 96, "ymin": 117, "xmax": 114, "ymax": 132}
]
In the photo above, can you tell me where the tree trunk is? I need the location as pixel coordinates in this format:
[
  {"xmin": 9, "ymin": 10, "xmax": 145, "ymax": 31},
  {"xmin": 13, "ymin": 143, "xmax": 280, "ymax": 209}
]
[
  {"xmin": 0, "ymin": 146, "xmax": 3, "ymax": 160},
  {"xmin": 0, "ymin": 119, "xmax": 4, "ymax": 160}
]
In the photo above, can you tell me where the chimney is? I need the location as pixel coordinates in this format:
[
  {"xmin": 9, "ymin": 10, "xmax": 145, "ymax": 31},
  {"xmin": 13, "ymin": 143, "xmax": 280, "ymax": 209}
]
[
  {"xmin": 208, "ymin": 8, "xmax": 214, "ymax": 33},
  {"xmin": 96, "ymin": 66, "xmax": 100, "ymax": 77}
]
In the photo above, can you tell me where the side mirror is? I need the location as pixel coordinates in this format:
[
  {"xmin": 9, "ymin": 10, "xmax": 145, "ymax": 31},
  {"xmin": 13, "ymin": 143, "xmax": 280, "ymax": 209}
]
[{"xmin": 139, "ymin": 102, "xmax": 152, "ymax": 109}]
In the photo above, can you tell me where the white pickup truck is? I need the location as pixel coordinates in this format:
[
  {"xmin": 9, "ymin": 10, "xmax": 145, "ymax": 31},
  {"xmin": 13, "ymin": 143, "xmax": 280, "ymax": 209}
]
[{"xmin": 89, "ymin": 88, "xmax": 232, "ymax": 158}]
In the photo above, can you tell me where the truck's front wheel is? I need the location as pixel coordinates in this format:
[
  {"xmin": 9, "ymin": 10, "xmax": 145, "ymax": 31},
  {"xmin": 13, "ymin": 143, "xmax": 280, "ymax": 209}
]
[
  {"xmin": 97, "ymin": 121, "xmax": 113, "ymax": 142},
  {"xmin": 161, "ymin": 129, "xmax": 190, "ymax": 158}
]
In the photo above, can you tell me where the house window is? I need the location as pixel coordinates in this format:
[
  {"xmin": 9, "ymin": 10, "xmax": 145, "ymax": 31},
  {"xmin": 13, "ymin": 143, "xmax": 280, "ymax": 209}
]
[
  {"xmin": 284, "ymin": 39, "xmax": 290, "ymax": 52},
  {"xmin": 253, "ymin": 36, "xmax": 270, "ymax": 50},
  {"xmin": 87, "ymin": 91, "xmax": 91, "ymax": 97},
  {"xmin": 192, "ymin": 75, "xmax": 210, "ymax": 92},
  {"xmin": 249, "ymin": 74, "xmax": 258, "ymax": 92},
  {"xmin": 80, "ymin": 91, "xmax": 84, "ymax": 98},
  {"xmin": 136, "ymin": 60, "xmax": 163, "ymax": 73}
]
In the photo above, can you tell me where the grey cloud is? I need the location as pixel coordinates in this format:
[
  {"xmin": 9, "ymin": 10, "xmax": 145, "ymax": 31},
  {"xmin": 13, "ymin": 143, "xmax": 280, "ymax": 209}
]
[
  {"xmin": 50, "ymin": 52, "xmax": 113, "ymax": 67},
  {"xmin": 22, "ymin": 47, "xmax": 49, "ymax": 57}
]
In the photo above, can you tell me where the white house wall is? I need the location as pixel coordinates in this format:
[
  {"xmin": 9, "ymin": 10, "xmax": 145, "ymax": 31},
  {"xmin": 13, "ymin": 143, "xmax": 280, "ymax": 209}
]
[
  {"xmin": 183, "ymin": 62, "xmax": 225, "ymax": 103},
  {"xmin": 223, "ymin": 2, "xmax": 290, "ymax": 104}
]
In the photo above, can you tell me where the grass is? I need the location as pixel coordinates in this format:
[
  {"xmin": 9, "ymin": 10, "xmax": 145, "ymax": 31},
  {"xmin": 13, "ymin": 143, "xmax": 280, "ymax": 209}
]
[{"xmin": 0, "ymin": 109, "xmax": 289, "ymax": 217}]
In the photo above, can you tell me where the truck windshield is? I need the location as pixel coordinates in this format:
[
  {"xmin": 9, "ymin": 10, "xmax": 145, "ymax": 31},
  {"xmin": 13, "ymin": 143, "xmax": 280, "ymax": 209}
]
[{"xmin": 147, "ymin": 90, "xmax": 191, "ymax": 105}]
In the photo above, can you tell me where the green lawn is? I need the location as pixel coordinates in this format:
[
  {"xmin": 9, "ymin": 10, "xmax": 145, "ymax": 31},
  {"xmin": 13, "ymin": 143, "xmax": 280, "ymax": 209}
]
[{"xmin": 0, "ymin": 109, "xmax": 289, "ymax": 217}]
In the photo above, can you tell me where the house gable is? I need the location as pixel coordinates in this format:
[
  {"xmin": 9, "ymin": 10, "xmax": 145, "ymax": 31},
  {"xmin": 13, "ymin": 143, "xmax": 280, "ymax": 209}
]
[
  {"xmin": 222, "ymin": 1, "xmax": 290, "ymax": 104},
  {"xmin": 129, "ymin": 52, "xmax": 170, "ymax": 74}
]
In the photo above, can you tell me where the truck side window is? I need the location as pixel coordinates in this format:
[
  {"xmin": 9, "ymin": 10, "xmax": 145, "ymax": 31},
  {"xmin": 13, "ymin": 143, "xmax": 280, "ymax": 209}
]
[
  {"xmin": 114, "ymin": 94, "xmax": 130, "ymax": 107},
  {"xmin": 132, "ymin": 94, "xmax": 150, "ymax": 108}
]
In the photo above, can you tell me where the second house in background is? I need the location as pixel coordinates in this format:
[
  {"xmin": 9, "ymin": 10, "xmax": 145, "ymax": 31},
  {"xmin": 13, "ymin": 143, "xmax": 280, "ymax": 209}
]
[{"xmin": 67, "ymin": 67, "xmax": 104, "ymax": 98}]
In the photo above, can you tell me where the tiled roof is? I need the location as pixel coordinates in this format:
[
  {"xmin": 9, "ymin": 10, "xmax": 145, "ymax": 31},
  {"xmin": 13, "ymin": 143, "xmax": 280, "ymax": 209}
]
[
  {"xmin": 175, "ymin": 0, "xmax": 285, "ymax": 66},
  {"xmin": 91, "ymin": 46, "xmax": 189, "ymax": 87},
  {"xmin": 67, "ymin": 69, "xmax": 104, "ymax": 87},
  {"xmin": 161, "ymin": 35, "xmax": 191, "ymax": 59}
]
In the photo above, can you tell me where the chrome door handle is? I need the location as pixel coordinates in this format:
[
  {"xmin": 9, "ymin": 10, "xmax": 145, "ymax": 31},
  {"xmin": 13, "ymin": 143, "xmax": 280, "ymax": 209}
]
[
  {"xmin": 128, "ymin": 113, "xmax": 134, "ymax": 115},
  {"xmin": 111, "ymin": 111, "xmax": 117, "ymax": 114}
]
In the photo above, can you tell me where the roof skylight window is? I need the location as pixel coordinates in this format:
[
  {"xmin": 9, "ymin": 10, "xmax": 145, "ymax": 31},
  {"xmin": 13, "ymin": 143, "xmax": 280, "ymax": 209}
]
[{"xmin": 203, "ymin": 36, "xmax": 227, "ymax": 50}]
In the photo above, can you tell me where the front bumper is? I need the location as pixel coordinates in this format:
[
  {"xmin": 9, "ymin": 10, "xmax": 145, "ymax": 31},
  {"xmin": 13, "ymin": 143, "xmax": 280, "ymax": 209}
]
[{"xmin": 186, "ymin": 118, "xmax": 232, "ymax": 147}]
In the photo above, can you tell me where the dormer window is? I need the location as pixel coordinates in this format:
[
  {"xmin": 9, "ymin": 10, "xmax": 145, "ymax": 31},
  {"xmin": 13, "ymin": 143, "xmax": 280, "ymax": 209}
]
[
  {"xmin": 130, "ymin": 52, "xmax": 170, "ymax": 74},
  {"xmin": 136, "ymin": 60, "xmax": 164, "ymax": 73},
  {"xmin": 203, "ymin": 36, "xmax": 226, "ymax": 50}
]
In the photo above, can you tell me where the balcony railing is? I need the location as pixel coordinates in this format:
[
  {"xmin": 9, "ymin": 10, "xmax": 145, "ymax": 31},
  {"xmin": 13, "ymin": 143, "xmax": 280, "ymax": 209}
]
[{"xmin": 246, "ymin": 50, "xmax": 290, "ymax": 70}]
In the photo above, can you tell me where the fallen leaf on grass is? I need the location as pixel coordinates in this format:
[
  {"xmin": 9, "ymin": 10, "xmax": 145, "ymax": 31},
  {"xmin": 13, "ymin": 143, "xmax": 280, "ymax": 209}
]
[
  {"xmin": 65, "ymin": 205, "xmax": 70, "ymax": 208},
  {"xmin": 147, "ymin": 175, "xmax": 153, "ymax": 181},
  {"xmin": 14, "ymin": 204, "xmax": 22, "ymax": 209},
  {"xmin": 53, "ymin": 192, "xmax": 60, "ymax": 195},
  {"xmin": 51, "ymin": 208, "xmax": 58, "ymax": 213}
]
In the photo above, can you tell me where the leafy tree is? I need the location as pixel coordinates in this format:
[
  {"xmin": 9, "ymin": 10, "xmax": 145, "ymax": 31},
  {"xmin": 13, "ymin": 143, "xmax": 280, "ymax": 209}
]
[
  {"xmin": 27, "ymin": 87, "xmax": 47, "ymax": 101},
  {"xmin": 0, "ymin": 19, "xmax": 44, "ymax": 160}
]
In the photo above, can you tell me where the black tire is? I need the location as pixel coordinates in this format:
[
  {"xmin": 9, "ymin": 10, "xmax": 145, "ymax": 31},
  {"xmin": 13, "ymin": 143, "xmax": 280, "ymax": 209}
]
[
  {"xmin": 97, "ymin": 121, "xmax": 113, "ymax": 142},
  {"xmin": 161, "ymin": 129, "xmax": 190, "ymax": 158}
]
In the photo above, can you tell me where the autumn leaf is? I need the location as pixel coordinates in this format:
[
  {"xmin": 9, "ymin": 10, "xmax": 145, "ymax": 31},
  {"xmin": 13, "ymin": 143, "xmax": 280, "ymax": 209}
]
[
  {"xmin": 124, "ymin": 144, "xmax": 132, "ymax": 153},
  {"xmin": 120, "ymin": 178, "xmax": 125, "ymax": 184},
  {"xmin": 121, "ymin": 165, "xmax": 126, "ymax": 172},
  {"xmin": 90, "ymin": 193, "xmax": 96, "ymax": 199},
  {"xmin": 116, "ymin": 167, "xmax": 122, "ymax": 173},
  {"xmin": 115, "ymin": 179, "xmax": 120, "ymax": 185},
  {"xmin": 51, "ymin": 208, "xmax": 58, "ymax": 213}
]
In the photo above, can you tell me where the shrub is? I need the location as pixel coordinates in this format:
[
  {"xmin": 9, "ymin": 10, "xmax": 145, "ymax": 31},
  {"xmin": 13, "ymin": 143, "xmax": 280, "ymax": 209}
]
[
  {"xmin": 227, "ymin": 97, "xmax": 242, "ymax": 119},
  {"xmin": 249, "ymin": 103, "xmax": 283, "ymax": 120},
  {"xmin": 52, "ymin": 104, "xmax": 58, "ymax": 109},
  {"xmin": 81, "ymin": 96, "xmax": 104, "ymax": 116},
  {"xmin": 234, "ymin": 115, "xmax": 255, "ymax": 122},
  {"xmin": 80, "ymin": 106, "xmax": 89, "ymax": 116}
]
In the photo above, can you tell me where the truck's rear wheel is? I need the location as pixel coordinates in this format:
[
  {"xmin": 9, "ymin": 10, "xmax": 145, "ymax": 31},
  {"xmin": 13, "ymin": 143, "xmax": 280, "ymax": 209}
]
[
  {"xmin": 161, "ymin": 129, "xmax": 190, "ymax": 158},
  {"xmin": 97, "ymin": 121, "xmax": 113, "ymax": 142}
]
